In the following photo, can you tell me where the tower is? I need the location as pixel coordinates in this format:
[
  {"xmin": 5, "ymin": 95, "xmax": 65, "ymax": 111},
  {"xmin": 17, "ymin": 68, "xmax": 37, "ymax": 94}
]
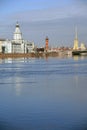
[
  {"xmin": 45, "ymin": 36, "xmax": 49, "ymax": 51},
  {"xmin": 13, "ymin": 22, "xmax": 22, "ymax": 43},
  {"xmin": 73, "ymin": 27, "xmax": 79, "ymax": 50}
]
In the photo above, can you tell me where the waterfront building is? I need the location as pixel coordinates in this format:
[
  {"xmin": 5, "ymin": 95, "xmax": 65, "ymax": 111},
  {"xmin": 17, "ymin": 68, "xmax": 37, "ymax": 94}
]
[
  {"xmin": 2, "ymin": 39, "xmax": 12, "ymax": 53},
  {"xmin": 73, "ymin": 27, "xmax": 79, "ymax": 50},
  {"xmin": 36, "ymin": 47, "xmax": 44, "ymax": 53},
  {"xmin": 12, "ymin": 22, "xmax": 24, "ymax": 53},
  {"xmin": 0, "ymin": 39, "xmax": 6, "ymax": 53},
  {"xmin": 25, "ymin": 41, "xmax": 35, "ymax": 53}
]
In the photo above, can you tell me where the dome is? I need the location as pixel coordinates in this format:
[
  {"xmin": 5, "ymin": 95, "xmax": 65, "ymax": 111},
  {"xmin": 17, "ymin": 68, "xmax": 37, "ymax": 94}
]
[{"xmin": 13, "ymin": 22, "xmax": 22, "ymax": 41}]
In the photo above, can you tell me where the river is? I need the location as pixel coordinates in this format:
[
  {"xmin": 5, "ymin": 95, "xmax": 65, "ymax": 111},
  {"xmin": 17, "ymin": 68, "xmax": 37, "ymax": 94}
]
[{"xmin": 0, "ymin": 56, "xmax": 87, "ymax": 130}]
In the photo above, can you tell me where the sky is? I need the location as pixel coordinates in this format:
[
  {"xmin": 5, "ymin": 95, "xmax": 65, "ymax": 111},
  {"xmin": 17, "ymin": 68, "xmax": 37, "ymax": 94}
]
[{"xmin": 0, "ymin": 0, "xmax": 87, "ymax": 47}]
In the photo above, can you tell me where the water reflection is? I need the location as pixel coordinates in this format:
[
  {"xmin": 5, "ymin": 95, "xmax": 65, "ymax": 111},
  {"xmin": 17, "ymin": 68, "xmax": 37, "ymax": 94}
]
[
  {"xmin": 73, "ymin": 55, "xmax": 79, "ymax": 61},
  {"xmin": 73, "ymin": 55, "xmax": 87, "ymax": 61},
  {"xmin": 0, "ymin": 57, "xmax": 87, "ymax": 130},
  {"xmin": 0, "ymin": 120, "xmax": 17, "ymax": 130},
  {"xmin": 0, "ymin": 57, "xmax": 37, "ymax": 64},
  {"xmin": 74, "ymin": 76, "xmax": 79, "ymax": 88},
  {"xmin": 14, "ymin": 77, "xmax": 22, "ymax": 96}
]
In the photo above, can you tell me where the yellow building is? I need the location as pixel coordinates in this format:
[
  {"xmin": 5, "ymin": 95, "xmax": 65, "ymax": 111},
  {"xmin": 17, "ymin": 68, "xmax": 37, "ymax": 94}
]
[{"xmin": 73, "ymin": 28, "xmax": 79, "ymax": 50}]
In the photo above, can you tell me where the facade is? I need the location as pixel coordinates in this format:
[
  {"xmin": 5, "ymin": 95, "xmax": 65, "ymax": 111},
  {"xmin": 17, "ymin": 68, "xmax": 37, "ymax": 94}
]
[
  {"xmin": 12, "ymin": 22, "xmax": 24, "ymax": 53},
  {"xmin": 2, "ymin": 39, "xmax": 12, "ymax": 53},
  {"xmin": 25, "ymin": 41, "xmax": 35, "ymax": 53},
  {"xmin": 0, "ymin": 39, "xmax": 6, "ymax": 53},
  {"xmin": 0, "ymin": 39, "xmax": 12, "ymax": 53}
]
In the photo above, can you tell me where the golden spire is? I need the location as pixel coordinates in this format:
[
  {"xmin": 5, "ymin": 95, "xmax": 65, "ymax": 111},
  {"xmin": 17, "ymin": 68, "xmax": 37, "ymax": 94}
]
[
  {"xmin": 73, "ymin": 26, "xmax": 79, "ymax": 50},
  {"xmin": 75, "ymin": 26, "xmax": 78, "ymax": 39}
]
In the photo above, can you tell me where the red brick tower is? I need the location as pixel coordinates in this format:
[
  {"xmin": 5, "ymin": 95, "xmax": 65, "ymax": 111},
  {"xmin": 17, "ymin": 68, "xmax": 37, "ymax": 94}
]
[{"xmin": 45, "ymin": 36, "xmax": 49, "ymax": 51}]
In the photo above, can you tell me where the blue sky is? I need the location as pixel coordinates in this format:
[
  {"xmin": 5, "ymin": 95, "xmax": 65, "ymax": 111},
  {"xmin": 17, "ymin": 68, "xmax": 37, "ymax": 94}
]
[{"xmin": 0, "ymin": 0, "xmax": 87, "ymax": 47}]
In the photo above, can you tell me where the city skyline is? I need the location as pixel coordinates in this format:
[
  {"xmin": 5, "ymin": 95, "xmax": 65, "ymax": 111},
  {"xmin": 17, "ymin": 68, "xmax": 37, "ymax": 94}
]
[{"xmin": 0, "ymin": 0, "xmax": 87, "ymax": 47}]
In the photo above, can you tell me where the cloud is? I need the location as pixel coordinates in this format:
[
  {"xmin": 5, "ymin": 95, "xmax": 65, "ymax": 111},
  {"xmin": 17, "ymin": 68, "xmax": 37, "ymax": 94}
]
[
  {"xmin": 72, "ymin": 0, "xmax": 87, "ymax": 8},
  {"xmin": 1, "ymin": 0, "xmax": 87, "ymax": 23},
  {"xmin": 75, "ymin": 0, "xmax": 87, "ymax": 4},
  {"xmin": 7, "ymin": 4, "xmax": 87, "ymax": 24}
]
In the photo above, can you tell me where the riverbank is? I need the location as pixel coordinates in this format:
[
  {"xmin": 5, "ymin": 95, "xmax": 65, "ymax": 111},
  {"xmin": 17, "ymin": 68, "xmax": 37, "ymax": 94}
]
[{"xmin": 0, "ymin": 52, "xmax": 60, "ymax": 59}]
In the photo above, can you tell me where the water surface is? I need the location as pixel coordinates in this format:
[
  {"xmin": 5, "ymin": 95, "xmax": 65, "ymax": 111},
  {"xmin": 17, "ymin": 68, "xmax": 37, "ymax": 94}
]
[{"xmin": 0, "ymin": 56, "xmax": 87, "ymax": 130}]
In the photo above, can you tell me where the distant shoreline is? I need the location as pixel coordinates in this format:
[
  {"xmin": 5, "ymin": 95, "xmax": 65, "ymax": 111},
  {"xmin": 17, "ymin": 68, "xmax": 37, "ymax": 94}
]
[
  {"xmin": 1, "ymin": 51, "xmax": 86, "ymax": 59},
  {"xmin": 0, "ymin": 52, "xmax": 60, "ymax": 59}
]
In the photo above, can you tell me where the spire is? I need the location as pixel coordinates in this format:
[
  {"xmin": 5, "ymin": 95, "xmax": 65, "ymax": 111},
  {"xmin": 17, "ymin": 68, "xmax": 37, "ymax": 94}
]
[
  {"xmin": 73, "ymin": 26, "xmax": 79, "ymax": 50},
  {"xmin": 75, "ymin": 26, "xmax": 78, "ymax": 39}
]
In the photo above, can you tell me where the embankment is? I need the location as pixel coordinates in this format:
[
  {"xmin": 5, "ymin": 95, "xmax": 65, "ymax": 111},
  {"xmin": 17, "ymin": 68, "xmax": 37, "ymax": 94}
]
[{"xmin": 0, "ymin": 52, "xmax": 59, "ymax": 59}]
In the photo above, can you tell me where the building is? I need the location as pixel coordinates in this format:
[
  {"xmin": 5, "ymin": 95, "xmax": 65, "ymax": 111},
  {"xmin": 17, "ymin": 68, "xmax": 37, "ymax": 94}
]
[
  {"xmin": 12, "ymin": 22, "xmax": 24, "ymax": 53},
  {"xmin": 2, "ymin": 39, "xmax": 12, "ymax": 53},
  {"xmin": 80, "ymin": 43, "xmax": 86, "ymax": 50},
  {"xmin": 25, "ymin": 41, "xmax": 35, "ymax": 53},
  {"xmin": 0, "ymin": 39, "xmax": 6, "ymax": 53},
  {"xmin": 0, "ymin": 22, "xmax": 35, "ymax": 54},
  {"xmin": 0, "ymin": 39, "xmax": 12, "ymax": 53},
  {"xmin": 73, "ymin": 27, "xmax": 79, "ymax": 50}
]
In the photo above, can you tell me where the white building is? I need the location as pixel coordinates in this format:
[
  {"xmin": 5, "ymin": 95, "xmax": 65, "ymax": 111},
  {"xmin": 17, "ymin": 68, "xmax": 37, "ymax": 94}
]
[
  {"xmin": 12, "ymin": 22, "xmax": 24, "ymax": 53},
  {"xmin": 25, "ymin": 41, "xmax": 35, "ymax": 53},
  {"xmin": 2, "ymin": 39, "xmax": 12, "ymax": 53},
  {"xmin": 0, "ymin": 22, "xmax": 35, "ymax": 54},
  {"xmin": 0, "ymin": 39, "xmax": 6, "ymax": 53},
  {"xmin": 0, "ymin": 39, "xmax": 12, "ymax": 53}
]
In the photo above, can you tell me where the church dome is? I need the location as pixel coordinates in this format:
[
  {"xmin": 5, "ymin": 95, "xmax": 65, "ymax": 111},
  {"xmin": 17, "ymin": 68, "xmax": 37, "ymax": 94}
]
[{"xmin": 13, "ymin": 22, "xmax": 22, "ymax": 41}]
